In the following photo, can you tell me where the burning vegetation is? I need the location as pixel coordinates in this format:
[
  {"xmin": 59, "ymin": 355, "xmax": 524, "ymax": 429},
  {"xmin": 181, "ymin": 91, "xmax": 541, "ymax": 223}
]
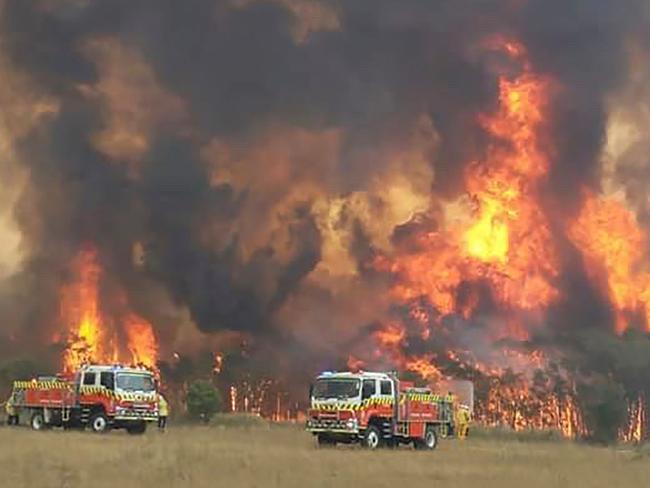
[
  {"xmin": 60, "ymin": 246, "xmax": 158, "ymax": 372},
  {"xmin": 0, "ymin": 0, "xmax": 650, "ymax": 443}
]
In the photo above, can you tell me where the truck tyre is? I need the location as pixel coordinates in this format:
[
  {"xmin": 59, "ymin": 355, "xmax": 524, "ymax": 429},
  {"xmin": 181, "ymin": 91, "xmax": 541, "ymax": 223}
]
[
  {"xmin": 127, "ymin": 422, "xmax": 147, "ymax": 435},
  {"xmin": 362, "ymin": 425, "xmax": 382, "ymax": 450},
  {"xmin": 317, "ymin": 434, "xmax": 336, "ymax": 447},
  {"xmin": 89, "ymin": 412, "xmax": 110, "ymax": 433},
  {"xmin": 31, "ymin": 411, "xmax": 46, "ymax": 431},
  {"xmin": 414, "ymin": 425, "xmax": 438, "ymax": 450}
]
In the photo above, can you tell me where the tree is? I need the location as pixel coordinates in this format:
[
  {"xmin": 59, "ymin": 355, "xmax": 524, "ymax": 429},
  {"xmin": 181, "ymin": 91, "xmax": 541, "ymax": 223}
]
[
  {"xmin": 186, "ymin": 380, "xmax": 222, "ymax": 422},
  {"xmin": 578, "ymin": 376, "xmax": 627, "ymax": 444}
]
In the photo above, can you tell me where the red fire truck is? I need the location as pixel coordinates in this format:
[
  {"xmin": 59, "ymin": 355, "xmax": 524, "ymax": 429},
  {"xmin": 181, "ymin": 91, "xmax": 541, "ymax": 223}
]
[
  {"xmin": 9, "ymin": 364, "xmax": 159, "ymax": 434},
  {"xmin": 306, "ymin": 371, "xmax": 455, "ymax": 449}
]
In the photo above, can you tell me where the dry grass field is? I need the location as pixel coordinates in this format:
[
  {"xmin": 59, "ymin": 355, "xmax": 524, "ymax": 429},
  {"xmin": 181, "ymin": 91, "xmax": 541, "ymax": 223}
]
[{"xmin": 0, "ymin": 421, "xmax": 648, "ymax": 488}]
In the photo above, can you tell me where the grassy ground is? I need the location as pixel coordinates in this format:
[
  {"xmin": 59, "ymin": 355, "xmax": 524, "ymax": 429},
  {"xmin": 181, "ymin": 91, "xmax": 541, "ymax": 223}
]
[{"xmin": 0, "ymin": 420, "xmax": 648, "ymax": 488}]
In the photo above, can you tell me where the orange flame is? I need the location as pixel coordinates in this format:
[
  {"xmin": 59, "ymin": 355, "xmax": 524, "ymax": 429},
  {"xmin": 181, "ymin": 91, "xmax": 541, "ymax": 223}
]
[
  {"xmin": 346, "ymin": 355, "xmax": 364, "ymax": 372},
  {"xmin": 405, "ymin": 356, "xmax": 443, "ymax": 382},
  {"xmin": 385, "ymin": 38, "xmax": 558, "ymax": 332},
  {"xmin": 620, "ymin": 394, "xmax": 646, "ymax": 442},
  {"xmin": 124, "ymin": 313, "xmax": 158, "ymax": 369},
  {"xmin": 61, "ymin": 247, "xmax": 114, "ymax": 372},
  {"xmin": 61, "ymin": 246, "xmax": 159, "ymax": 371},
  {"xmin": 213, "ymin": 352, "xmax": 224, "ymax": 374},
  {"xmin": 476, "ymin": 379, "xmax": 587, "ymax": 438},
  {"xmin": 569, "ymin": 192, "xmax": 650, "ymax": 333},
  {"xmin": 462, "ymin": 43, "xmax": 558, "ymax": 310},
  {"xmin": 375, "ymin": 322, "xmax": 406, "ymax": 348}
]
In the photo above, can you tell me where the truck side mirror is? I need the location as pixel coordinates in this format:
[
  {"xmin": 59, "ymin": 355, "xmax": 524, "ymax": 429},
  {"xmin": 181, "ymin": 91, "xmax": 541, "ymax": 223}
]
[{"xmin": 308, "ymin": 384, "xmax": 313, "ymax": 398}]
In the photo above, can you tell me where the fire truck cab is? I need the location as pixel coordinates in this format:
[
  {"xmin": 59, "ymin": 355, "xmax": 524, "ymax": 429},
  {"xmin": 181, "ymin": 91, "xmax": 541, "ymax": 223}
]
[
  {"xmin": 306, "ymin": 371, "xmax": 454, "ymax": 449},
  {"xmin": 11, "ymin": 364, "xmax": 159, "ymax": 434}
]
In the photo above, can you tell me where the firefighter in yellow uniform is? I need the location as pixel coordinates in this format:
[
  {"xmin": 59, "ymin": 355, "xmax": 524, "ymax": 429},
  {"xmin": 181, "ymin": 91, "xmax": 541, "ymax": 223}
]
[
  {"xmin": 5, "ymin": 394, "xmax": 18, "ymax": 426},
  {"xmin": 456, "ymin": 404, "xmax": 471, "ymax": 439},
  {"xmin": 158, "ymin": 394, "xmax": 169, "ymax": 432},
  {"xmin": 443, "ymin": 392, "xmax": 456, "ymax": 438}
]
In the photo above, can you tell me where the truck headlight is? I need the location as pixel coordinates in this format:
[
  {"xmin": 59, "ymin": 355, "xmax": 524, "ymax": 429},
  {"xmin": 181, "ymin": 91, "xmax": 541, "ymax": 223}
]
[{"xmin": 346, "ymin": 419, "xmax": 357, "ymax": 430}]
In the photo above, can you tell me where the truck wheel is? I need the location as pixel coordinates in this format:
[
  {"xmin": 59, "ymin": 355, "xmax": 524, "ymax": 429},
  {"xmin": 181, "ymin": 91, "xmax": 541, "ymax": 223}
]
[
  {"xmin": 89, "ymin": 413, "xmax": 110, "ymax": 433},
  {"xmin": 415, "ymin": 425, "xmax": 438, "ymax": 450},
  {"xmin": 362, "ymin": 425, "xmax": 382, "ymax": 450},
  {"xmin": 317, "ymin": 435, "xmax": 336, "ymax": 447},
  {"xmin": 31, "ymin": 412, "xmax": 46, "ymax": 431},
  {"xmin": 127, "ymin": 422, "xmax": 147, "ymax": 435}
]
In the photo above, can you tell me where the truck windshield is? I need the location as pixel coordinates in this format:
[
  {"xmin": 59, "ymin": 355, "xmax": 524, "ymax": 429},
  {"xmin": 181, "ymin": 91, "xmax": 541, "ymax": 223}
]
[
  {"xmin": 313, "ymin": 379, "xmax": 360, "ymax": 400},
  {"xmin": 116, "ymin": 374, "xmax": 155, "ymax": 392}
]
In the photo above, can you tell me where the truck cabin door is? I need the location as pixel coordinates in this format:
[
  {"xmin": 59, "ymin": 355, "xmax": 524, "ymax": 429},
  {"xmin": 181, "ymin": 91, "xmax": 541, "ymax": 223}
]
[
  {"xmin": 379, "ymin": 380, "xmax": 396, "ymax": 432},
  {"xmin": 100, "ymin": 372, "xmax": 114, "ymax": 391},
  {"xmin": 80, "ymin": 371, "xmax": 98, "ymax": 405},
  {"xmin": 81, "ymin": 371, "xmax": 98, "ymax": 388},
  {"xmin": 379, "ymin": 380, "xmax": 393, "ymax": 400},
  {"xmin": 361, "ymin": 379, "xmax": 376, "ymax": 402}
]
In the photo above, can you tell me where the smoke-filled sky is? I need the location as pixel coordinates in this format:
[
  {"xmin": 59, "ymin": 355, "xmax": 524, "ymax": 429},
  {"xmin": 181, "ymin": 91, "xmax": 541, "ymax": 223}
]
[{"xmin": 0, "ymin": 0, "xmax": 650, "ymax": 388}]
